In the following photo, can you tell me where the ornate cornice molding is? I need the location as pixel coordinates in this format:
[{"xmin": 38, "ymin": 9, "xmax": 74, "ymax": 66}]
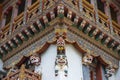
[
  {"xmin": 2, "ymin": 26, "xmax": 54, "ymax": 61},
  {"xmin": 1, "ymin": 2, "xmax": 120, "ymax": 69},
  {"xmin": 3, "ymin": 22, "xmax": 119, "ymax": 69}
]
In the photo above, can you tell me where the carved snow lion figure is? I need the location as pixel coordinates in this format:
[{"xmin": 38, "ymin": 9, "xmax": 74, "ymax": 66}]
[
  {"xmin": 83, "ymin": 54, "xmax": 93, "ymax": 65},
  {"xmin": 30, "ymin": 54, "xmax": 42, "ymax": 75},
  {"xmin": 55, "ymin": 55, "xmax": 68, "ymax": 77}
]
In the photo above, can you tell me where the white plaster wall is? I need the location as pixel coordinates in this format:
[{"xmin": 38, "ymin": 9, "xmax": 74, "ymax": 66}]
[
  {"xmin": 115, "ymin": 61, "xmax": 120, "ymax": 80},
  {"xmin": 66, "ymin": 45, "xmax": 83, "ymax": 80},
  {"xmin": 108, "ymin": 61, "xmax": 120, "ymax": 80},
  {"xmin": 0, "ymin": 59, "xmax": 4, "ymax": 71},
  {"xmin": 37, "ymin": 44, "xmax": 83, "ymax": 80},
  {"xmin": 108, "ymin": 73, "xmax": 115, "ymax": 80}
]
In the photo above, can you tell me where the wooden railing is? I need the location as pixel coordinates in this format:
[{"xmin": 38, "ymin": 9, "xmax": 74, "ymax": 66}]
[
  {"xmin": 82, "ymin": 0, "xmax": 95, "ymax": 22},
  {"xmin": 0, "ymin": 23, "xmax": 10, "ymax": 42},
  {"xmin": 112, "ymin": 20, "xmax": 120, "ymax": 30},
  {"xmin": 112, "ymin": 20, "xmax": 120, "ymax": 37},
  {"xmin": 98, "ymin": 10, "xmax": 109, "ymax": 31},
  {"xmin": 27, "ymin": 0, "xmax": 39, "ymax": 21},
  {"xmin": 13, "ymin": 12, "xmax": 24, "ymax": 32},
  {"xmin": 3, "ymin": 65, "xmax": 41, "ymax": 80}
]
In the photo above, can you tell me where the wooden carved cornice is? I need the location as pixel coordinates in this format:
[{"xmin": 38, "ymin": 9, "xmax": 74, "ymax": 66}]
[
  {"xmin": 0, "ymin": 1, "xmax": 120, "ymax": 69},
  {"xmin": 2, "ymin": 26, "xmax": 54, "ymax": 61},
  {"xmin": 3, "ymin": 30, "xmax": 118, "ymax": 69},
  {"xmin": 3, "ymin": 22, "xmax": 119, "ymax": 69}
]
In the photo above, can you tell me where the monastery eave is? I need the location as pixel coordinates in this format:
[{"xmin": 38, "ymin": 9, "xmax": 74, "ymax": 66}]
[{"xmin": 0, "ymin": 1, "xmax": 120, "ymax": 62}]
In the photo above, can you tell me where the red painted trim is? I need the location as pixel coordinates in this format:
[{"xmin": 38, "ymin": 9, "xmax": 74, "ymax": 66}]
[
  {"xmin": 101, "ymin": 0, "xmax": 106, "ymax": 3},
  {"xmin": 90, "ymin": 71, "xmax": 94, "ymax": 80},
  {"xmin": 16, "ymin": 0, "xmax": 21, "ymax": 5},
  {"xmin": 96, "ymin": 63, "xmax": 103, "ymax": 80}
]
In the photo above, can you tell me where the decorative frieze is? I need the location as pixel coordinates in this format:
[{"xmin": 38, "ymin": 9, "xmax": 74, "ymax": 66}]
[
  {"xmin": 3, "ymin": 27, "xmax": 119, "ymax": 69},
  {"xmin": 1, "ymin": 1, "xmax": 120, "ymax": 61},
  {"xmin": 3, "ymin": 32, "xmax": 55, "ymax": 68},
  {"xmin": 67, "ymin": 31, "xmax": 119, "ymax": 68}
]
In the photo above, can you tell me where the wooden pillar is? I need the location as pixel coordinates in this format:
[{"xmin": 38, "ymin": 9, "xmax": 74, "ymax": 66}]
[
  {"xmin": 1, "ymin": 15, "xmax": 6, "ymax": 28},
  {"xmin": 39, "ymin": 0, "xmax": 43, "ymax": 14},
  {"xmin": 117, "ymin": 12, "xmax": 120, "ymax": 25},
  {"xmin": 90, "ymin": 71, "xmax": 94, "ymax": 80},
  {"xmin": 79, "ymin": 0, "xmax": 83, "ymax": 12},
  {"xmin": 14, "ymin": 5, "xmax": 19, "ymax": 18},
  {"xmin": 0, "ymin": 4, "xmax": 7, "ymax": 28},
  {"xmin": 105, "ymin": 2, "xmax": 114, "ymax": 34},
  {"xmin": 96, "ymin": 63, "xmax": 103, "ymax": 80},
  {"xmin": 91, "ymin": 0, "xmax": 94, "ymax": 6},
  {"xmin": 0, "ymin": 4, "xmax": 2, "ymax": 21},
  {"xmin": 19, "ymin": 64, "xmax": 25, "ymax": 80},
  {"xmin": 104, "ymin": 2, "xmax": 108, "ymax": 15},
  {"xmin": 27, "ymin": 0, "xmax": 32, "ymax": 7},
  {"xmin": 92, "ymin": 0, "xmax": 99, "ymax": 23},
  {"xmin": 9, "ymin": 6, "xmax": 16, "ymax": 35},
  {"xmin": 23, "ymin": 0, "xmax": 28, "ymax": 25}
]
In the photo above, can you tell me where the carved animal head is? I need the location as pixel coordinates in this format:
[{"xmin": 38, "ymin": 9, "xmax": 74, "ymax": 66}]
[
  {"xmin": 83, "ymin": 54, "xmax": 93, "ymax": 65},
  {"xmin": 30, "ymin": 54, "xmax": 41, "ymax": 66}
]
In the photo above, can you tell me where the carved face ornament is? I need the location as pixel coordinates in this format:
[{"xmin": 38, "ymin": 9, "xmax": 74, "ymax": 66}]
[
  {"xmin": 30, "ymin": 55, "xmax": 41, "ymax": 66},
  {"xmin": 55, "ymin": 55, "xmax": 67, "ymax": 68},
  {"xmin": 57, "ymin": 37, "xmax": 65, "ymax": 46},
  {"xmin": 83, "ymin": 54, "xmax": 93, "ymax": 65}
]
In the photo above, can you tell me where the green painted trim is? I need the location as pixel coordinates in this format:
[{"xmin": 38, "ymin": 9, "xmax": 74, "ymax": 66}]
[
  {"xmin": 45, "ymin": 23, "xmax": 50, "ymax": 27},
  {"xmin": 0, "ymin": 54, "xmax": 3, "ymax": 59},
  {"xmin": 33, "ymin": 24, "xmax": 40, "ymax": 32},
  {"xmin": 78, "ymin": 26, "xmax": 82, "ymax": 30},
  {"xmin": 88, "ymin": 30, "xmax": 94, "ymax": 37},
  {"xmin": 17, "ymin": 38, "xmax": 23, "ymax": 44},
  {"xmin": 72, "ymin": 24, "xmax": 77, "ymax": 27},
  {"xmin": 118, "ymin": 50, "xmax": 120, "ymax": 55},
  {"xmin": 101, "ymin": 38, "xmax": 106, "ymax": 44},
  {"xmin": 95, "ymin": 34, "xmax": 100, "ymax": 41},
  {"xmin": 58, "ymin": 13, "xmax": 64, "ymax": 18},
  {"xmin": 82, "ymin": 26, "xmax": 88, "ymax": 34},
  {"xmin": 112, "ymin": 46, "xmax": 117, "ymax": 51},
  {"xmin": 3, "ymin": 50, "xmax": 8, "ymax": 54},
  {"xmin": 22, "ymin": 33, "xmax": 29, "ymax": 41},
  {"xmin": 12, "ymin": 44, "xmax": 18, "ymax": 48}
]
